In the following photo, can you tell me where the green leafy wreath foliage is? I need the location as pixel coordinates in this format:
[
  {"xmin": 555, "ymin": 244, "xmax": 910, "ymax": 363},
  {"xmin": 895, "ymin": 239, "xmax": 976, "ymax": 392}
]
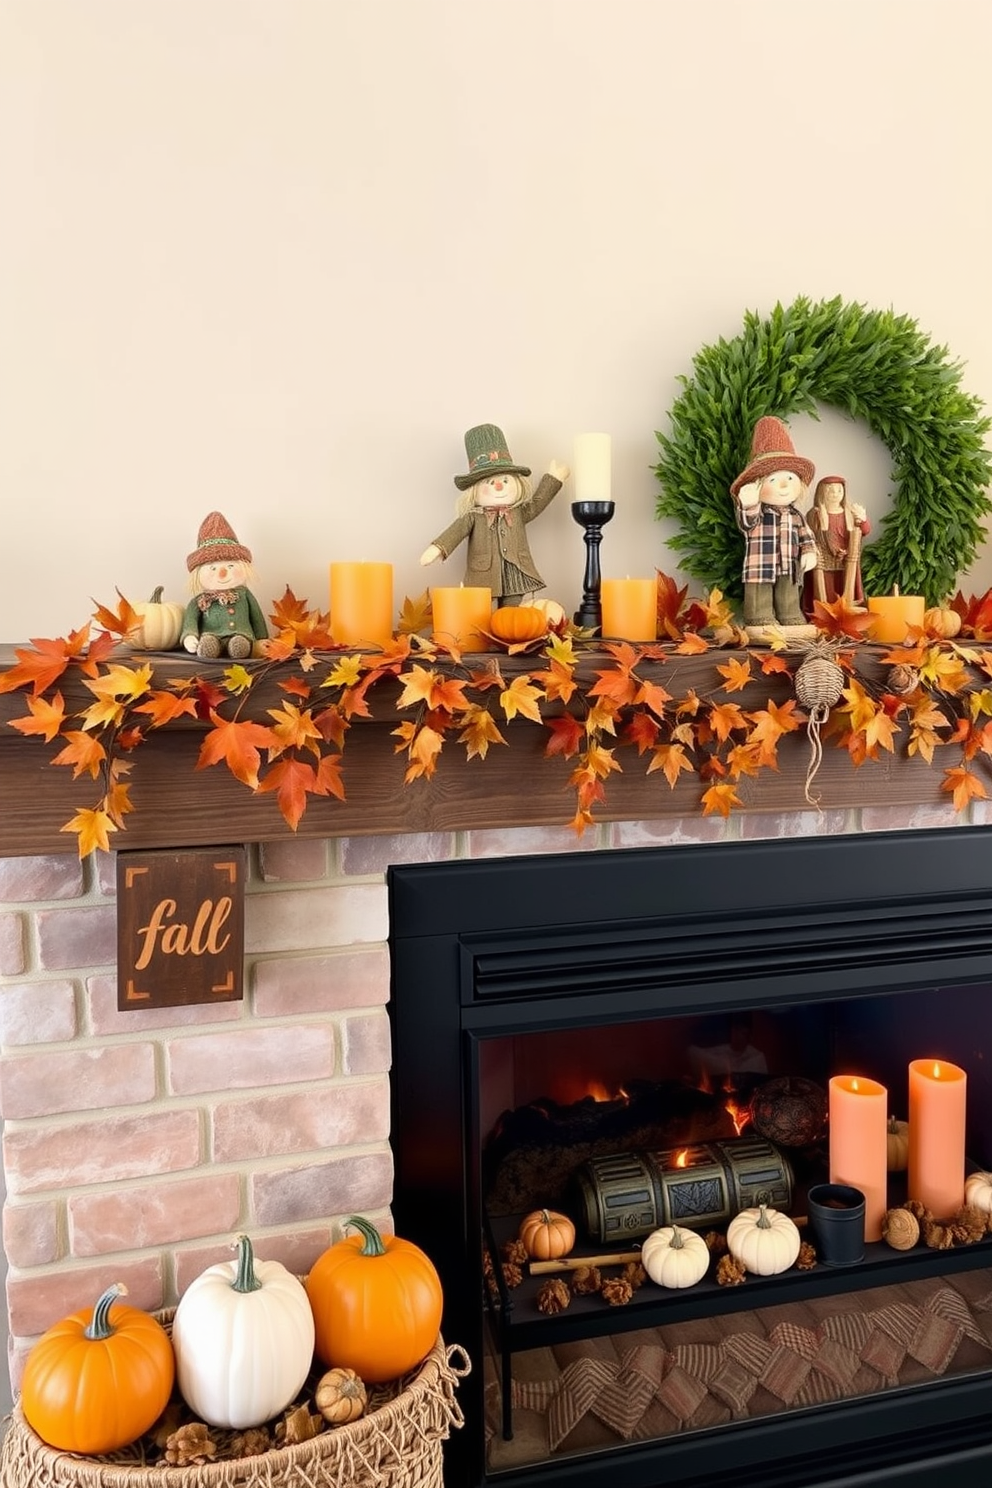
[{"xmin": 653, "ymin": 296, "xmax": 992, "ymax": 607}]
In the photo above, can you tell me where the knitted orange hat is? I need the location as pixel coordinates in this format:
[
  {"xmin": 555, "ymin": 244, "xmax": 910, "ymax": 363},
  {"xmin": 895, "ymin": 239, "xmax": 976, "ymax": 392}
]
[
  {"xmin": 186, "ymin": 511, "xmax": 253, "ymax": 571},
  {"xmin": 730, "ymin": 416, "xmax": 815, "ymax": 497}
]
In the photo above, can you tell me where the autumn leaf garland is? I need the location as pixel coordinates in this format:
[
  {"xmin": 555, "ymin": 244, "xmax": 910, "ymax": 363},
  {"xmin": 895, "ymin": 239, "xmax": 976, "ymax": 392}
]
[{"xmin": 4, "ymin": 584, "xmax": 992, "ymax": 856}]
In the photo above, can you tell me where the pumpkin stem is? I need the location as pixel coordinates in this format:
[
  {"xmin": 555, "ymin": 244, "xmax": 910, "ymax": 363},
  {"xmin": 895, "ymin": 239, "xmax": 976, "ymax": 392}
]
[
  {"xmin": 756, "ymin": 1204, "xmax": 772, "ymax": 1229},
  {"xmin": 149, "ymin": 586, "xmax": 165, "ymax": 603},
  {"xmin": 344, "ymin": 1215, "xmax": 387, "ymax": 1257},
  {"xmin": 83, "ymin": 1283, "xmax": 127, "ymax": 1341},
  {"xmin": 670, "ymin": 1226, "xmax": 685, "ymax": 1248},
  {"xmin": 231, "ymin": 1233, "xmax": 263, "ymax": 1294}
]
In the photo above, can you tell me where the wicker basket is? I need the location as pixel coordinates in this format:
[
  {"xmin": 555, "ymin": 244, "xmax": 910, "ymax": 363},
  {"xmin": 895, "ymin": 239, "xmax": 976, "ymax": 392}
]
[{"xmin": 0, "ymin": 1334, "xmax": 470, "ymax": 1488}]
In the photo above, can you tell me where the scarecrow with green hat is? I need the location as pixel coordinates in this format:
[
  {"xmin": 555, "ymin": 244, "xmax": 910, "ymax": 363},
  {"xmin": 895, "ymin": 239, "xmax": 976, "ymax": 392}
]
[
  {"xmin": 420, "ymin": 424, "xmax": 569, "ymax": 606},
  {"xmin": 180, "ymin": 511, "xmax": 269, "ymax": 659}
]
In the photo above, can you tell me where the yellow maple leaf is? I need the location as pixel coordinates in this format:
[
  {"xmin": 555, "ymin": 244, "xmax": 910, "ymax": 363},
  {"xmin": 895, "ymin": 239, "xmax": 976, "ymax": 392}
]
[
  {"xmin": 968, "ymin": 689, "xmax": 992, "ymax": 721},
  {"xmin": 500, "ymin": 675, "xmax": 545, "ymax": 723},
  {"xmin": 701, "ymin": 781, "xmax": 744, "ymax": 817},
  {"xmin": 918, "ymin": 647, "xmax": 970, "ymax": 693},
  {"xmin": 223, "ymin": 664, "xmax": 254, "ymax": 695},
  {"xmin": 864, "ymin": 708, "xmax": 900, "ymax": 754},
  {"xmin": 404, "ymin": 724, "xmax": 444, "ymax": 781},
  {"xmin": 545, "ymin": 632, "xmax": 578, "ymax": 668},
  {"xmin": 396, "ymin": 665, "xmax": 443, "ymax": 710},
  {"xmin": 60, "ymin": 806, "xmax": 117, "ymax": 857},
  {"xmin": 837, "ymin": 677, "xmax": 878, "ymax": 734},
  {"xmin": 79, "ymin": 697, "xmax": 126, "ymax": 731},
  {"xmin": 322, "ymin": 655, "xmax": 365, "ymax": 690},
  {"xmin": 396, "ymin": 590, "xmax": 434, "ymax": 636},
  {"xmin": 584, "ymin": 697, "xmax": 620, "ymax": 736},
  {"xmin": 83, "ymin": 662, "xmax": 154, "ymax": 701}
]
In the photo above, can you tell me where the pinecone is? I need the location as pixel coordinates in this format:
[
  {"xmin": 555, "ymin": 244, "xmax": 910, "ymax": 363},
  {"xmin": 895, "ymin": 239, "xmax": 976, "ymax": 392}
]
[
  {"xmin": 502, "ymin": 1261, "xmax": 523, "ymax": 1289},
  {"xmin": 622, "ymin": 1260, "xmax": 647, "ymax": 1291},
  {"xmin": 570, "ymin": 1265, "xmax": 602, "ymax": 1295},
  {"xmin": 600, "ymin": 1276, "xmax": 633, "ymax": 1306},
  {"xmin": 703, "ymin": 1230, "xmax": 728, "ymax": 1255},
  {"xmin": 231, "ymin": 1428, "xmax": 271, "ymax": 1459},
  {"xmin": 795, "ymin": 1240, "xmax": 817, "ymax": 1270},
  {"xmin": 501, "ymin": 1238, "xmax": 529, "ymax": 1266},
  {"xmin": 537, "ymin": 1277, "xmax": 571, "ymax": 1314},
  {"xmin": 716, "ymin": 1254, "xmax": 746, "ymax": 1286},
  {"xmin": 950, "ymin": 1204, "xmax": 988, "ymax": 1245},
  {"xmin": 165, "ymin": 1423, "xmax": 217, "ymax": 1467}
]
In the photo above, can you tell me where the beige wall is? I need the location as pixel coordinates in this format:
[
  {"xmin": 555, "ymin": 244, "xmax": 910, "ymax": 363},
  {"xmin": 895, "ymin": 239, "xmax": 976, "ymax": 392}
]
[{"xmin": 1, "ymin": 0, "xmax": 990, "ymax": 640}]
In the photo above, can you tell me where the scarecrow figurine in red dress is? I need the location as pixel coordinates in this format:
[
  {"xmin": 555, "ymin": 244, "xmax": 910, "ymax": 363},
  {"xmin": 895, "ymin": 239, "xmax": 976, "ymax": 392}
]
[
  {"xmin": 420, "ymin": 423, "xmax": 568, "ymax": 607},
  {"xmin": 730, "ymin": 416, "xmax": 817, "ymax": 638}
]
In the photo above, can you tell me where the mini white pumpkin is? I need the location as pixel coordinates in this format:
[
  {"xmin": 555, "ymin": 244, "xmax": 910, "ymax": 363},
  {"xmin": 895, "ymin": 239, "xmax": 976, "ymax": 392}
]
[
  {"xmin": 726, "ymin": 1204, "xmax": 801, "ymax": 1276},
  {"xmin": 129, "ymin": 586, "xmax": 185, "ymax": 651},
  {"xmin": 641, "ymin": 1224, "xmax": 710, "ymax": 1289},
  {"xmin": 964, "ymin": 1170, "xmax": 992, "ymax": 1214},
  {"xmin": 171, "ymin": 1233, "xmax": 315, "ymax": 1429}
]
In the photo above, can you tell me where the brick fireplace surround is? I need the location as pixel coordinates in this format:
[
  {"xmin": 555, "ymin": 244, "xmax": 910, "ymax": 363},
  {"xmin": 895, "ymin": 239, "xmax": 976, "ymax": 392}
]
[{"xmin": 1, "ymin": 642, "xmax": 989, "ymax": 1411}]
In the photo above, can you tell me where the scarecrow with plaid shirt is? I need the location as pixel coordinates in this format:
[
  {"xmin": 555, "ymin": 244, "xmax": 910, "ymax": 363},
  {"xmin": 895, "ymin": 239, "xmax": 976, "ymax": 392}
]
[{"xmin": 730, "ymin": 416, "xmax": 817, "ymax": 634}]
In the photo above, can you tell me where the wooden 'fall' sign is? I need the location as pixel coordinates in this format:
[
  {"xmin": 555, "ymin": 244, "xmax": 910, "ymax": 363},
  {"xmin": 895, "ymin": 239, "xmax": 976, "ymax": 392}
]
[{"xmin": 117, "ymin": 847, "xmax": 246, "ymax": 1010}]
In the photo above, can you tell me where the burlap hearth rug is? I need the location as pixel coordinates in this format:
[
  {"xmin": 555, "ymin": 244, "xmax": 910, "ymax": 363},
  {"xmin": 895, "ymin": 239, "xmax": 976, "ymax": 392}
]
[{"xmin": 484, "ymin": 1270, "xmax": 992, "ymax": 1471}]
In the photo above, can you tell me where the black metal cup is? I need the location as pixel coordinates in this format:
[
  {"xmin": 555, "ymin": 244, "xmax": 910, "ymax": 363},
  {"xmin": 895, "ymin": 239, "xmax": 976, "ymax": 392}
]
[{"xmin": 806, "ymin": 1182, "xmax": 866, "ymax": 1266}]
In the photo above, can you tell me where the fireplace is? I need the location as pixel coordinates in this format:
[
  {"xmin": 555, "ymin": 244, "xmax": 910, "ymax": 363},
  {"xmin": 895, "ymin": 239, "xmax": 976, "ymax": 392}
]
[{"xmin": 387, "ymin": 825, "xmax": 992, "ymax": 1487}]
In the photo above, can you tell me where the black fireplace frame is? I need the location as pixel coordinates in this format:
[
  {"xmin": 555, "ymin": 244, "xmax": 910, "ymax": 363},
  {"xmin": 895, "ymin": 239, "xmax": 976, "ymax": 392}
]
[{"xmin": 387, "ymin": 826, "xmax": 992, "ymax": 1487}]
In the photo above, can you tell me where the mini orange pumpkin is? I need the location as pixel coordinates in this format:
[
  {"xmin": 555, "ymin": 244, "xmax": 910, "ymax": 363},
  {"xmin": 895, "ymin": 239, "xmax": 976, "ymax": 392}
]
[
  {"xmin": 488, "ymin": 605, "xmax": 548, "ymax": 644},
  {"xmin": 886, "ymin": 1116, "xmax": 910, "ymax": 1172},
  {"xmin": 518, "ymin": 1208, "xmax": 576, "ymax": 1261}
]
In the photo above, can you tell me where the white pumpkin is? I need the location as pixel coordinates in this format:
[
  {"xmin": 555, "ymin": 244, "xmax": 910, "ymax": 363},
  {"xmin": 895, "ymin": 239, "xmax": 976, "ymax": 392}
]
[
  {"xmin": 171, "ymin": 1233, "xmax": 315, "ymax": 1429},
  {"xmin": 641, "ymin": 1224, "xmax": 710, "ymax": 1289},
  {"xmin": 130, "ymin": 586, "xmax": 185, "ymax": 651},
  {"xmin": 529, "ymin": 597, "xmax": 567, "ymax": 628},
  {"xmin": 726, "ymin": 1204, "xmax": 801, "ymax": 1276},
  {"xmin": 964, "ymin": 1170, "xmax": 992, "ymax": 1215}
]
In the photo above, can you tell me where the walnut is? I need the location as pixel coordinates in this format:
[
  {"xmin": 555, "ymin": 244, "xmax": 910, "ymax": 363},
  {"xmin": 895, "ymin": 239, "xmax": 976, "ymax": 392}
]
[
  {"xmin": 703, "ymin": 1230, "xmax": 728, "ymax": 1256},
  {"xmin": 276, "ymin": 1405, "xmax": 322, "ymax": 1444},
  {"xmin": 570, "ymin": 1265, "xmax": 602, "ymax": 1295},
  {"xmin": 950, "ymin": 1204, "xmax": 988, "ymax": 1245},
  {"xmin": 164, "ymin": 1423, "xmax": 217, "ymax": 1467},
  {"xmin": 886, "ymin": 664, "xmax": 920, "ymax": 696},
  {"xmin": 716, "ymin": 1254, "xmax": 746, "ymax": 1287},
  {"xmin": 795, "ymin": 1240, "xmax": 817, "ymax": 1270},
  {"xmin": 501, "ymin": 1238, "xmax": 528, "ymax": 1266},
  {"xmin": 501, "ymin": 1261, "xmax": 523, "ymax": 1289},
  {"xmin": 537, "ymin": 1277, "xmax": 571, "ymax": 1314},
  {"xmin": 621, "ymin": 1261, "xmax": 647, "ymax": 1291},
  {"xmin": 230, "ymin": 1427, "xmax": 271, "ymax": 1458},
  {"xmin": 600, "ymin": 1276, "xmax": 633, "ymax": 1307}
]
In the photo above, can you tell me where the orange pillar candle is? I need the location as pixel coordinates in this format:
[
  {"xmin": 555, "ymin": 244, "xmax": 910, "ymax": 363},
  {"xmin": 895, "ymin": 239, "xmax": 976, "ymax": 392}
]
[
  {"xmin": 600, "ymin": 578, "xmax": 657, "ymax": 641},
  {"xmin": 867, "ymin": 588, "xmax": 925, "ymax": 643},
  {"xmin": 431, "ymin": 585, "xmax": 492, "ymax": 653},
  {"xmin": 329, "ymin": 562, "xmax": 394, "ymax": 648},
  {"xmin": 908, "ymin": 1058, "xmax": 967, "ymax": 1219},
  {"xmin": 828, "ymin": 1075, "xmax": 888, "ymax": 1243}
]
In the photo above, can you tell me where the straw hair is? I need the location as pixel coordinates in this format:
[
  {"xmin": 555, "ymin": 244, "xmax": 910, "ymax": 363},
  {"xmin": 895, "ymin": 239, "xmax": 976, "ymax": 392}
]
[{"xmin": 0, "ymin": 1330, "xmax": 468, "ymax": 1488}]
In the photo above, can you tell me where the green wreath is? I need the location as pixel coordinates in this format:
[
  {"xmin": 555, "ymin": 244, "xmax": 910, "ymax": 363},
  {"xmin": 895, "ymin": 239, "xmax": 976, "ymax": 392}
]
[{"xmin": 653, "ymin": 296, "xmax": 992, "ymax": 607}]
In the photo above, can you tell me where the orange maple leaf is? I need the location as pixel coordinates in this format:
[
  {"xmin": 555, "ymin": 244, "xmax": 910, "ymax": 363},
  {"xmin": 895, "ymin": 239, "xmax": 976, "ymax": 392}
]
[
  {"xmin": 675, "ymin": 632, "xmax": 710, "ymax": 655},
  {"xmin": 701, "ymin": 781, "xmax": 743, "ymax": 817},
  {"xmin": 396, "ymin": 591, "xmax": 435, "ymax": 636},
  {"xmin": 585, "ymin": 697, "xmax": 620, "ymax": 736},
  {"xmin": 133, "ymin": 691, "xmax": 200, "ymax": 727},
  {"xmin": 106, "ymin": 779, "xmax": 134, "ymax": 826},
  {"xmin": 60, "ymin": 805, "xmax": 117, "ymax": 857},
  {"xmin": 312, "ymin": 753, "xmax": 346, "ymax": 800},
  {"xmin": 647, "ymin": 741, "xmax": 694, "ymax": 788},
  {"xmin": 746, "ymin": 699, "xmax": 802, "ymax": 763},
  {"xmin": 0, "ymin": 628, "xmax": 95, "ymax": 695},
  {"xmin": 864, "ymin": 708, "xmax": 900, "ymax": 755},
  {"xmin": 8, "ymin": 691, "xmax": 67, "ymax": 741},
  {"xmin": 266, "ymin": 701, "xmax": 324, "ymax": 757},
  {"xmin": 257, "ymin": 756, "xmax": 317, "ymax": 830},
  {"xmin": 837, "ymin": 677, "xmax": 878, "ymax": 734},
  {"xmin": 403, "ymin": 724, "xmax": 445, "ymax": 782},
  {"xmin": 51, "ymin": 730, "xmax": 107, "ymax": 779},
  {"xmin": 716, "ymin": 658, "xmax": 752, "ymax": 692},
  {"xmin": 532, "ymin": 658, "xmax": 578, "ymax": 704},
  {"xmin": 942, "ymin": 766, "xmax": 989, "ymax": 811},
  {"xmin": 707, "ymin": 700, "xmax": 747, "ymax": 742},
  {"xmin": 313, "ymin": 704, "xmax": 349, "ymax": 749},
  {"xmin": 91, "ymin": 592, "xmax": 142, "ymax": 640},
  {"xmin": 726, "ymin": 741, "xmax": 768, "ymax": 778},
  {"xmin": 457, "ymin": 704, "xmax": 506, "ymax": 761},
  {"xmin": 544, "ymin": 713, "xmax": 585, "ymax": 759},
  {"xmin": 756, "ymin": 651, "xmax": 792, "ymax": 676},
  {"xmin": 632, "ymin": 679, "xmax": 671, "ymax": 719},
  {"xmin": 196, "ymin": 711, "xmax": 275, "ymax": 789},
  {"xmin": 811, "ymin": 597, "xmax": 875, "ymax": 640}
]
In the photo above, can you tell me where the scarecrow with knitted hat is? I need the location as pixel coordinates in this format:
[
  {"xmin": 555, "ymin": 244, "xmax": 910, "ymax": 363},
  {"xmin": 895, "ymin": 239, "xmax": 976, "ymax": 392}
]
[
  {"xmin": 420, "ymin": 424, "xmax": 569, "ymax": 606},
  {"xmin": 730, "ymin": 415, "xmax": 818, "ymax": 637},
  {"xmin": 180, "ymin": 511, "xmax": 269, "ymax": 659}
]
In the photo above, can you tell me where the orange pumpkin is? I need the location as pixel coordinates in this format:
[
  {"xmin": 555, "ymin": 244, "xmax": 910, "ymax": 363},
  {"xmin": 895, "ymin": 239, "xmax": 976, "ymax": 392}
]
[
  {"xmin": 518, "ymin": 1208, "xmax": 576, "ymax": 1261},
  {"xmin": 305, "ymin": 1215, "xmax": 443, "ymax": 1383},
  {"xmin": 20, "ymin": 1283, "xmax": 175, "ymax": 1454},
  {"xmin": 488, "ymin": 605, "xmax": 548, "ymax": 643}
]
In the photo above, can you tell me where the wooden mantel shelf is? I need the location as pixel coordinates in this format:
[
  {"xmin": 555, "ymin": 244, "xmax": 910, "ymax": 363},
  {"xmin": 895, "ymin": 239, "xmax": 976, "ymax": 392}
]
[{"xmin": 0, "ymin": 643, "xmax": 949, "ymax": 858}]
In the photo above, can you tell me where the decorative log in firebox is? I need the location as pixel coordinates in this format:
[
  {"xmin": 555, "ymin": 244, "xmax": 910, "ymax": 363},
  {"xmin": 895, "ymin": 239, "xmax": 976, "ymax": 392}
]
[{"xmin": 573, "ymin": 1135, "xmax": 794, "ymax": 1244}]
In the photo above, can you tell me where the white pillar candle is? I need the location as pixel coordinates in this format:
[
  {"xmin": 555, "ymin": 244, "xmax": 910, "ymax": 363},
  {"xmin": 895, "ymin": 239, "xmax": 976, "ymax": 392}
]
[{"xmin": 573, "ymin": 433, "xmax": 612, "ymax": 502}]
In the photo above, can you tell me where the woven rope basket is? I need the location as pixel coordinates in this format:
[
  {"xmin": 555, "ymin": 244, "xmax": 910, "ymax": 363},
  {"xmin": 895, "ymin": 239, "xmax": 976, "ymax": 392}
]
[{"xmin": 0, "ymin": 1332, "xmax": 469, "ymax": 1488}]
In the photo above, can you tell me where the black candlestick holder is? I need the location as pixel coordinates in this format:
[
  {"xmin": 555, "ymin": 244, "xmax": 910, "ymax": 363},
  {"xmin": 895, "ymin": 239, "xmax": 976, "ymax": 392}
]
[{"xmin": 571, "ymin": 500, "xmax": 615, "ymax": 631}]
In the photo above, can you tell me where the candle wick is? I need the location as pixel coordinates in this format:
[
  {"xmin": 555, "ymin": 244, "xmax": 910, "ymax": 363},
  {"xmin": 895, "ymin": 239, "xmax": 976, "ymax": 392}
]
[{"xmin": 893, "ymin": 584, "xmax": 900, "ymax": 597}]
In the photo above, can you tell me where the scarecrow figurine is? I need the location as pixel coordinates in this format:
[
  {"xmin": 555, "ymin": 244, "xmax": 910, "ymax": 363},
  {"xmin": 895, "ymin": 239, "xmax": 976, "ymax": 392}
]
[
  {"xmin": 802, "ymin": 474, "xmax": 871, "ymax": 615},
  {"xmin": 180, "ymin": 511, "xmax": 269, "ymax": 659},
  {"xmin": 420, "ymin": 423, "xmax": 569, "ymax": 606},
  {"xmin": 730, "ymin": 415, "xmax": 817, "ymax": 636}
]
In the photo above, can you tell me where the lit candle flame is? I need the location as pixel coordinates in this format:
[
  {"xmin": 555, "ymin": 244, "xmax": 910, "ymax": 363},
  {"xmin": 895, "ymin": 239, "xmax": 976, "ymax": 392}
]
[
  {"xmin": 933, "ymin": 1063, "xmax": 941, "ymax": 1079},
  {"xmin": 851, "ymin": 1078, "xmax": 859, "ymax": 1092},
  {"xmin": 674, "ymin": 1149, "xmax": 688, "ymax": 1168}
]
